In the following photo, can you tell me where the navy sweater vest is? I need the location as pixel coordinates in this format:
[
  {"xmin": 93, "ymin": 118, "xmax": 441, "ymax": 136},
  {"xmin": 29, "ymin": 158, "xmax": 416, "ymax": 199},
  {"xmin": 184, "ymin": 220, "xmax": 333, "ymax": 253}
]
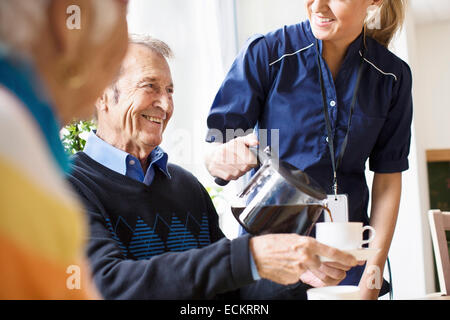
[{"xmin": 67, "ymin": 152, "xmax": 253, "ymax": 299}]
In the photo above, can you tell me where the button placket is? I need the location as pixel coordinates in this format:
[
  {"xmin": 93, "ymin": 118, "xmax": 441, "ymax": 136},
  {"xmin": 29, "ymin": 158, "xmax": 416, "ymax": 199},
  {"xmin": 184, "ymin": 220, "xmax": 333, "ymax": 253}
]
[
  {"xmin": 329, "ymin": 97, "xmax": 338, "ymax": 135},
  {"xmin": 319, "ymin": 56, "xmax": 339, "ymax": 154}
]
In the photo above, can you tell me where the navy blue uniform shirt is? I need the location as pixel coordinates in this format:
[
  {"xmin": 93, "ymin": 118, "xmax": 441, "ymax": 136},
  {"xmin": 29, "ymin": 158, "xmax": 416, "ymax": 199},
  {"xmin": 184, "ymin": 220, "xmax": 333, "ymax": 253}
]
[
  {"xmin": 206, "ymin": 20, "xmax": 412, "ymax": 290},
  {"xmin": 207, "ymin": 20, "xmax": 412, "ymax": 224}
]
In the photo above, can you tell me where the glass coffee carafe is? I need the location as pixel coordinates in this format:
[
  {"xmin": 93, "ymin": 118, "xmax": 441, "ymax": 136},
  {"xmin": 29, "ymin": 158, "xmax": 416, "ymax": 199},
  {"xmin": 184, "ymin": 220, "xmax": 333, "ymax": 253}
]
[{"xmin": 230, "ymin": 147, "xmax": 329, "ymax": 236}]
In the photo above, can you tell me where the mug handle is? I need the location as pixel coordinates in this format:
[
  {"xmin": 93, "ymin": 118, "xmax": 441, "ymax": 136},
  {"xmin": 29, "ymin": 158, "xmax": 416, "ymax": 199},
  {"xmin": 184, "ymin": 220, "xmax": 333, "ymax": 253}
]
[{"xmin": 360, "ymin": 226, "xmax": 376, "ymax": 248}]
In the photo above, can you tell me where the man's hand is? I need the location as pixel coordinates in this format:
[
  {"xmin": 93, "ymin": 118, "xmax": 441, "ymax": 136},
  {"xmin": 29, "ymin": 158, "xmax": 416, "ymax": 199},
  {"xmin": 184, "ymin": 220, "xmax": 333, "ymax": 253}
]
[
  {"xmin": 250, "ymin": 234, "xmax": 357, "ymax": 286},
  {"xmin": 205, "ymin": 133, "xmax": 259, "ymax": 181}
]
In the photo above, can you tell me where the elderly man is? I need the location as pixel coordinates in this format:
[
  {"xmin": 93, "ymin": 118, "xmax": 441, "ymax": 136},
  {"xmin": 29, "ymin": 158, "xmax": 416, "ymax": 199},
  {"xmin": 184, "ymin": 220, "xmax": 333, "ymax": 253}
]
[{"xmin": 67, "ymin": 35, "xmax": 357, "ymax": 299}]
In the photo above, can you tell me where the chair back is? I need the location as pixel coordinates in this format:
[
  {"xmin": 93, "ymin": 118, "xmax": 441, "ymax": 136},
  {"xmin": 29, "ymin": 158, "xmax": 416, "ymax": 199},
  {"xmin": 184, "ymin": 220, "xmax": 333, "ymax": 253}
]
[{"xmin": 428, "ymin": 210, "xmax": 450, "ymax": 295}]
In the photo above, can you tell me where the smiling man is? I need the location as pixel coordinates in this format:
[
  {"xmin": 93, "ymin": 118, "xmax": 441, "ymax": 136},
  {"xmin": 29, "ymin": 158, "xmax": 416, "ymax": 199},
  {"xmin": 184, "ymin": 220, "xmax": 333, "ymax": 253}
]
[
  {"xmin": 67, "ymin": 35, "xmax": 357, "ymax": 300},
  {"xmin": 92, "ymin": 36, "xmax": 174, "ymax": 173}
]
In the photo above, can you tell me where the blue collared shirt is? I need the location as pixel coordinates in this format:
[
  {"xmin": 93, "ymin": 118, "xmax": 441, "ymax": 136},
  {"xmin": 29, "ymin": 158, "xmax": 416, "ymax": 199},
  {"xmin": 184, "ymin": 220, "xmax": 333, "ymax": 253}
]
[
  {"xmin": 83, "ymin": 131, "xmax": 171, "ymax": 185},
  {"xmin": 207, "ymin": 20, "xmax": 412, "ymax": 286}
]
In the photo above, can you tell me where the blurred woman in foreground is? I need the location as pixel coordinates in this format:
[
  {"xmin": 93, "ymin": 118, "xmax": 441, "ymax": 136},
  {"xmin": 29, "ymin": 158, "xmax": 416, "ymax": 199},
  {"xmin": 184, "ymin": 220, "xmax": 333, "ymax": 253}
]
[{"xmin": 0, "ymin": 0, "xmax": 128, "ymax": 299}]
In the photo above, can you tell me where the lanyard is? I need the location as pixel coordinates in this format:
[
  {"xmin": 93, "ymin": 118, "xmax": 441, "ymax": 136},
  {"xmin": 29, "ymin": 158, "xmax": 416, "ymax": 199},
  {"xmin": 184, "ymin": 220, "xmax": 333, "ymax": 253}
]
[{"xmin": 315, "ymin": 39, "xmax": 365, "ymax": 195}]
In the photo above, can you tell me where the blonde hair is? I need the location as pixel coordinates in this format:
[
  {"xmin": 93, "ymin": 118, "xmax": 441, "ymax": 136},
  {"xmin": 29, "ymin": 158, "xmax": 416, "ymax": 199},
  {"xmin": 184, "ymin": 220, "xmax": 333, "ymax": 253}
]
[{"xmin": 365, "ymin": 0, "xmax": 407, "ymax": 48}]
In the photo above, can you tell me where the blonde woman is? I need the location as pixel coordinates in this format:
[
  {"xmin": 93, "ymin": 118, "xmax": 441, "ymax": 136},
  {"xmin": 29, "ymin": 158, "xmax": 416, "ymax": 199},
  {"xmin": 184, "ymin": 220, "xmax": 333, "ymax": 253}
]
[
  {"xmin": 0, "ymin": 0, "xmax": 128, "ymax": 298},
  {"xmin": 206, "ymin": 0, "xmax": 411, "ymax": 299}
]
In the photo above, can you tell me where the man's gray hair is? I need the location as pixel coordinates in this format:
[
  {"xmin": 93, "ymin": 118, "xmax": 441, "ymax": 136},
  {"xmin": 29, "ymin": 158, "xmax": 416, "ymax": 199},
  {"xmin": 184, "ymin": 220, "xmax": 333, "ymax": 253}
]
[
  {"xmin": 108, "ymin": 35, "xmax": 173, "ymax": 105},
  {"xmin": 129, "ymin": 34, "xmax": 173, "ymax": 59}
]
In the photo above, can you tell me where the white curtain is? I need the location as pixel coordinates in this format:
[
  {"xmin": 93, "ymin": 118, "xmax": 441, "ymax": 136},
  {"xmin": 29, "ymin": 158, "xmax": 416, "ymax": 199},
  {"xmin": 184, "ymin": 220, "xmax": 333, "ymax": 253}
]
[
  {"xmin": 127, "ymin": 0, "xmax": 240, "ymax": 238},
  {"xmin": 127, "ymin": 0, "xmax": 238, "ymax": 184}
]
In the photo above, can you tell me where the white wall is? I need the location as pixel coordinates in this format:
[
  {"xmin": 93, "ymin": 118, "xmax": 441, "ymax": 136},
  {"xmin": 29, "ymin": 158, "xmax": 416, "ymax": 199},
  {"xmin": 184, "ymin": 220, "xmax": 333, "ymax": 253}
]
[
  {"xmin": 235, "ymin": 0, "xmax": 307, "ymax": 46},
  {"xmin": 414, "ymin": 21, "xmax": 450, "ymax": 150}
]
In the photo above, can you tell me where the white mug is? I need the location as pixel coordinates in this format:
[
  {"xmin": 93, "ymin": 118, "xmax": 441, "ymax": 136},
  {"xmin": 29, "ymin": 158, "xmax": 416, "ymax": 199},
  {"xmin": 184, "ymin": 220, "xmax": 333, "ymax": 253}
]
[
  {"xmin": 315, "ymin": 222, "xmax": 376, "ymax": 250},
  {"xmin": 307, "ymin": 286, "xmax": 361, "ymax": 300}
]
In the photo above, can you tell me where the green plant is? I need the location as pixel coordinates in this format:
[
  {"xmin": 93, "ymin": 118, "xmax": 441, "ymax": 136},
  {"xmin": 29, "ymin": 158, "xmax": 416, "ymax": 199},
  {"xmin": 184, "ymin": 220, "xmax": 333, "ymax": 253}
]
[
  {"xmin": 61, "ymin": 120, "xmax": 96, "ymax": 155},
  {"xmin": 205, "ymin": 185, "xmax": 226, "ymax": 207},
  {"xmin": 205, "ymin": 186, "xmax": 224, "ymax": 200}
]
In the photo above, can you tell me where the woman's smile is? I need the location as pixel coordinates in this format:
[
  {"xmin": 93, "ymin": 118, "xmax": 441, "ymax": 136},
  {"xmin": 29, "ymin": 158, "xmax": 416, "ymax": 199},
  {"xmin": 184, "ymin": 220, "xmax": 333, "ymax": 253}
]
[{"xmin": 312, "ymin": 14, "xmax": 336, "ymax": 28}]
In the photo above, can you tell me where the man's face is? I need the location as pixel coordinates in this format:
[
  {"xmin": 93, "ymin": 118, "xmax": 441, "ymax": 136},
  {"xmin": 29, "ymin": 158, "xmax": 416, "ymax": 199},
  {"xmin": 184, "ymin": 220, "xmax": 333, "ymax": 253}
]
[{"xmin": 104, "ymin": 44, "xmax": 174, "ymax": 155}]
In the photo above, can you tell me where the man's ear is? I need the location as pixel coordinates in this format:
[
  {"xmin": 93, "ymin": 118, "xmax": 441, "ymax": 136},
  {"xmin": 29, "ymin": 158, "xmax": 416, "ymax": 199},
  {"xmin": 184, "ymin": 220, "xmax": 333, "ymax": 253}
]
[
  {"xmin": 47, "ymin": 0, "xmax": 92, "ymax": 61},
  {"xmin": 96, "ymin": 91, "xmax": 110, "ymax": 113}
]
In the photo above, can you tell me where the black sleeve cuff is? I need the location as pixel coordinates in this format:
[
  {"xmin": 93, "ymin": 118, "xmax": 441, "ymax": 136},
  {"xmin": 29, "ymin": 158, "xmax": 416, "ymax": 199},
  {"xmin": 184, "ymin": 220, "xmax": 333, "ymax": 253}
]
[
  {"xmin": 230, "ymin": 234, "xmax": 255, "ymax": 287},
  {"xmin": 369, "ymin": 158, "xmax": 409, "ymax": 173}
]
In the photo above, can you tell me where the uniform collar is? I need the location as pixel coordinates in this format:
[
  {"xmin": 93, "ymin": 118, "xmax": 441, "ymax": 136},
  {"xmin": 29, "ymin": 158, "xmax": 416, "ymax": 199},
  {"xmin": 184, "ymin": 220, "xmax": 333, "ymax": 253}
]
[{"xmin": 304, "ymin": 19, "xmax": 364, "ymax": 61}]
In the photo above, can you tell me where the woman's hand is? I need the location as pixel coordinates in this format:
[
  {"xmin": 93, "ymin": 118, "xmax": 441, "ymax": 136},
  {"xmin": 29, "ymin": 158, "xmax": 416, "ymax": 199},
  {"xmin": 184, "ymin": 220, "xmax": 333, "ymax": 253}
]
[{"xmin": 205, "ymin": 133, "xmax": 259, "ymax": 181}]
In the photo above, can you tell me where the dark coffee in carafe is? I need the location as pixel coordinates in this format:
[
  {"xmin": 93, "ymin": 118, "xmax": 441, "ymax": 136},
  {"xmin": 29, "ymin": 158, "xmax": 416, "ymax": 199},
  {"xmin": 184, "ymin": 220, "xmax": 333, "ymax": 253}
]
[
  {"xmin": 231, "ymin": 204, "xmax": 332, "ymax": 236},
  {"xmin": 230, "ymin": 148, "xmax": 331, "ymax": 236}
]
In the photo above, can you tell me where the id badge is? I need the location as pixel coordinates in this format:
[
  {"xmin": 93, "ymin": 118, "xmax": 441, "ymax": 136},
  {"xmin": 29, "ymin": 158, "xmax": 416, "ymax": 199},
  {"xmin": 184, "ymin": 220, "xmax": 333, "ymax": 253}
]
[{"xmin": 325, "ymin": 194, "xmax": 349, "ymax": 222}]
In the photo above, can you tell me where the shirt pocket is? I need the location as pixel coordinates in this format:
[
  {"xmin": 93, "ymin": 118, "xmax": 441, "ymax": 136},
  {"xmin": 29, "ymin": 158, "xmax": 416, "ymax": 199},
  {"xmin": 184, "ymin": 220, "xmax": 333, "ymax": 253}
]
[{"xmin": 341, "ymin": 113, "xmax": 386, "ymax": 172}]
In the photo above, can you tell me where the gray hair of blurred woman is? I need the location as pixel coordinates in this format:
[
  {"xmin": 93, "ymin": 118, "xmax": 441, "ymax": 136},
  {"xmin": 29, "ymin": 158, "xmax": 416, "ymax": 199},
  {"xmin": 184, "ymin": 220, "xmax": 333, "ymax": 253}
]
[
  {"xmin": 0, "ymin": 0, "xmax": 120, "ymax": 55},
  {"xmin": 0, "ymin": 0, "xmax": 129, "ymax": 124},
  {"xmin": 0, "ymin": 0, "xmax": 47, "ymax": 54}
]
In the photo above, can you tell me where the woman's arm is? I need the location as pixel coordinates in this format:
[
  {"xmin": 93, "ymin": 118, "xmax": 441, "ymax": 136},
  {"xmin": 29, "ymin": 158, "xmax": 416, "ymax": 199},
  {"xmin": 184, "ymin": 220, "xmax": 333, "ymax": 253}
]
[{"xmin": 359, "ymin": 172, "xmax": 402, "ymax": 300}]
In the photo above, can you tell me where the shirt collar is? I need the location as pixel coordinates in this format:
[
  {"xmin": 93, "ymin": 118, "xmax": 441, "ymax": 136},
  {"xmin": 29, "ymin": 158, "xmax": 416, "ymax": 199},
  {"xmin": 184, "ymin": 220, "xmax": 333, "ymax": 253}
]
[
  {"xmin": 83, "ymin": 131, "xmax": 171, "ymax": 179},
  {"xmin": 84, "ymin": 131, "xmax": 129, "ymax": 175},
  {"xmin": 148, "ymin": 146, "xmax": 171, "ymax": 179}
]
